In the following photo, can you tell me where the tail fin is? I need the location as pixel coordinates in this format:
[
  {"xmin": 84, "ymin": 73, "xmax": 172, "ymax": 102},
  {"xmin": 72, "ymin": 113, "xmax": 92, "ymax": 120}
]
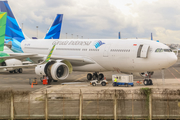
[
  {"xmin": 0, "ymin": 12, "xmax": 7, "ymax": 51},
  {"xmin": 44, "ymin": 14, "xmax": 63, "ymax": 39},
  {"xmin": 0, "ymin": 1, "xmax": 25, "ymax": 42},
  {"xmin": 151, "ymin": 33, "xmax": 153, "ymax": 40}
]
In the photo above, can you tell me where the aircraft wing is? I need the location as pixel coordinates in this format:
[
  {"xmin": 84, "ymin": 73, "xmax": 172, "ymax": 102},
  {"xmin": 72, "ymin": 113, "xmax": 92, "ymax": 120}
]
[
  {"xmin": 1, "ymin": 54, "xmax": 37, "ymax": 60},
  {"xmin": 27, "ymin": 55, "xmax": 95, "ymax": 65},
  {"xmin": 0, "ymin": 64, "xmax": 37, "ymax": 69}
]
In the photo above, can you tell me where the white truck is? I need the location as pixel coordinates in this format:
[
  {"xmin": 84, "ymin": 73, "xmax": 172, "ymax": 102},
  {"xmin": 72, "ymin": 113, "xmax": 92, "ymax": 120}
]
[{"xmin": 112, "ymin": 74, "xmax": 134, "ymax": 87}]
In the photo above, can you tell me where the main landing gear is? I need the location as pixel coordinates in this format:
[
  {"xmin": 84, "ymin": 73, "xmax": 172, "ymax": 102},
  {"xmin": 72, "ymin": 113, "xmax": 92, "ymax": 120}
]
[
  {"xmin": 9, "ymin": 68, "xmax": 23, "ymax": 74},
  {"xmin": 87, "ymin": 72, "xmax": 104, "ymax": 80},
  {"xmin": 143, "ymin": 72, "xmax": 154, "ymax": 86}
]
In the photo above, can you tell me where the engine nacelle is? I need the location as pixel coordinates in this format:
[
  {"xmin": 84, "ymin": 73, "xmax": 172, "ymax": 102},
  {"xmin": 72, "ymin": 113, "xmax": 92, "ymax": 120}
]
[
  {"xmin": 2, "ymin": 59, "xmax": 22, "ymax": 71},
  {"xmin": 35, "ymin": 62, "xmax": 69, "ymax": 80}
]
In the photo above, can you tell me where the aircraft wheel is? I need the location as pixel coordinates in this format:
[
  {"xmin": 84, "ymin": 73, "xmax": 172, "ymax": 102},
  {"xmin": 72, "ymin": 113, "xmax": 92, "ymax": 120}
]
[
  {"xmin": 149, "ymin": 79, "xmax": 153, "ymax": 85},
  {"xmin": 87, "ymin": 73, "xmax": 92, "ymax": 80},
  {"xmin": 18, "ymin": 68, "xmax": 23, "ymax": 73},
  {"xmin": 143, "ymin": 79, "xmax": 148, "ymax": 86},
  {"xmin": 93, "ymin": 73, "xmax": 98, "ymax": 80},
  {"xmin": 13, "ymin": 69, "xmax": 18, "ymax": 73},
  {"xmin": 9, "ymin": 71, "xmax": 13, "ymax": 73},
  {"xmin": 98, "ymin": 73, "xmax": 104, "ymax": 80}
]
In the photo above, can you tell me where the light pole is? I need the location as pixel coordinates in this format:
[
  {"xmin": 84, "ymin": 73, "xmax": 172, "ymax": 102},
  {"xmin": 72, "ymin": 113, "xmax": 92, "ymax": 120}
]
[
  {"xmin": 36, "ymin": 26, "xmax": 38, "ymax": 39},
  {"xmin": 82, "ymin": 36, "xmax": 83, "ymax": 39},
  {"xmin": 66, "ymin": 33, "xmax": 67, "ymax": 39},
  {"xmin": 71, "ymin": 34, "xmax": 73, "ymax": 38},
  {"xmin": 77, "ymin": 35, "xmax": 78, "ymax": 39}
]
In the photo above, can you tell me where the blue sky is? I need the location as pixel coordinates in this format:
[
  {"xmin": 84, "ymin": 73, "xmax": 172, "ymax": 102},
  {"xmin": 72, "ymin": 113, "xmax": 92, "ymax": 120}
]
[{"xmin": 7, "ymin": 0, "xmax": 180, "ymax": 43}]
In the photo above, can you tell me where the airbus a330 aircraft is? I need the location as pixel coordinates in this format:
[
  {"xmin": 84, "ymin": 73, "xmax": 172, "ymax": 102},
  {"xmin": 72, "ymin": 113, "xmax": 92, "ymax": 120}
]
[{"xmin": 0, "ymin": 1, "xmax": 177, "ymax": 86}]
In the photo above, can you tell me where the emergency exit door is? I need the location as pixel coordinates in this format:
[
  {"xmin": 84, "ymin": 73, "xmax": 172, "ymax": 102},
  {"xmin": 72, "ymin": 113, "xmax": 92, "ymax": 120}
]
[{"xmin": 137, "ymin": 44, "xmax": 150, "ymax": 58}]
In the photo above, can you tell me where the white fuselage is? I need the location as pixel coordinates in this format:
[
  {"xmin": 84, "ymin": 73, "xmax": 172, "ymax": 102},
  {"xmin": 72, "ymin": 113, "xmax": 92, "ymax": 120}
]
[{"xmin": 21, "ymin": 39, "xmax": 177, "ymax": 73}]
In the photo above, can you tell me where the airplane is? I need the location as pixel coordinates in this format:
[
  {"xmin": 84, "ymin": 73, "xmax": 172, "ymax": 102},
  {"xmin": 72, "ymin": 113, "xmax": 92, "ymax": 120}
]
[
  {"xmin": 0, "ymin": 1, "xmax": 63, "ymax": 53},
  {"xmin": 0, "ymin": 1, "xmax": 177, "ymax": 86}
]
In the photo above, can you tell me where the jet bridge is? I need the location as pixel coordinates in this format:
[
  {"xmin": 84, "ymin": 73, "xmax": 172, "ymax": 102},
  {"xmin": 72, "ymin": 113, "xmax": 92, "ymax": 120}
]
[{"xmin": 137, "ymin": 44, "xmax": 150, "ymax": 58}]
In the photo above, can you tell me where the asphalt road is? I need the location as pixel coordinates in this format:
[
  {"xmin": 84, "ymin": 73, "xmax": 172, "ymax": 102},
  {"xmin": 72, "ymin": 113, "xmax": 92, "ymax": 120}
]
[{"xmin": 0, "ymin": 57, "xmax": 180, "ymax": 91}]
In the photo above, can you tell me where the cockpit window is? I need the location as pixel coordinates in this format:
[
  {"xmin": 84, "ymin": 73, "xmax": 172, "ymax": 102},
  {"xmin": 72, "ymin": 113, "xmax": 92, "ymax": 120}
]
[
  {"xmin": 155, "ymin": 48, "xmax": 172, "ymax": 52},
  {"xmin": 155, "ymin": 48, "xmax": 163, "ymax": 52},
  {"xmin": 164, "ymin": 49, "xmax": 172, "ymax": 52}
]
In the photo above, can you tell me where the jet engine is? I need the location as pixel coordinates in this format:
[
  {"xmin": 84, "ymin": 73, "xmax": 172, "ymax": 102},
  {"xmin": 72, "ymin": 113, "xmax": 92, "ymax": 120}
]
[{"xmin": 35, "ymin": 61, "xmax": 70, "ymax": 80}]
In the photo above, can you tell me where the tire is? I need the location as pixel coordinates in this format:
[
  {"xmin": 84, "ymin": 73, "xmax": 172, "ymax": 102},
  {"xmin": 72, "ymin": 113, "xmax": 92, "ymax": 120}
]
[
  {"xmin": 101, "ymin": 82, "xmax": 106, "ymax": 86},
  {"xmin": 87, "ymin": 73, "xmax": 92, "ymax": 80},
  {"xmin": 13, "ymin": 69, "xmax": 18, "ymax": 73},
  {"xmin": 143, "ymin": 79, "xmax": 148, "ymax": 86},
  {"xmin": 149, "ymin": 79, "xmax": 152, "ymax": 85},
  {"xmin": 131, "ymin": 85, "xmax": 134, "ymax": 87},
  {"xmin": 126, "ymin": 83, "xmax": 128, "ymax": 87},
  {"xmin": 98, "ymin": 73, "xmax": 104, "ymax": 80},
  {"xmin": 92, "ymin": 82, "xmax": 96, "ymax": 86},
  {"xmin": 18, "ymin": 68, "xmax": 23, "ymax": 73},
  {"xmin": 93, "ymin": 74, "xmax": 98, "ymax": 80},
  {"xmin": 9, "ymin": 71, "xmax": 13, "ymax": 73}
]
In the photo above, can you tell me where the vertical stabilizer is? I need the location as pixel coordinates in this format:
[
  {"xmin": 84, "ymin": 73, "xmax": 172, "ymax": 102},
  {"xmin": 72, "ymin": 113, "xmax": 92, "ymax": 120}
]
[
  {"xmin": 44, "ymin": 14, "xmax": 63, "ymax": 39},
  {"xmin": 151, "ymin": 33, "xmax": 153, "ymax": 40},
  {"xmin": 0, "ymin": 1, "xmax": 25, "ymax": 42},
  {"xmin": 0, "ymin": 12, "xmax": 7, "ymax": 51},
  {"xmin": 118, "ymin": 32, "xmax": 121, "ymax": 39}
]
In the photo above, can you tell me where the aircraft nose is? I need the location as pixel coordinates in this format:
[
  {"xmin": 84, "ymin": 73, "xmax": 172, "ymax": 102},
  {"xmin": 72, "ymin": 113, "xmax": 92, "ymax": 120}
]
[{"xmin": 167, "ymin": 54, "xmax": 177, "ymax": 66}]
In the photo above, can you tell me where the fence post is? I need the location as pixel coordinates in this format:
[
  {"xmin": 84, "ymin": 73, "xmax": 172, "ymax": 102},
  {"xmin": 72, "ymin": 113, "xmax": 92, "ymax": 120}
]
[
  {"xmin": 45, "ymin": 90, "xmax": 48, "ymax": 120},
  {"xmin": 149, "ymin": 93, "xmax": 152, "ymax": 120},
  {"xmin": 79, "ymin": 89, "xmax": 82, "ymax": 120},
  {"xmin": 11, "ymin": 91, "xmax": 14, "ymax": 120},
  {"xmin": 114, "ymin": 90, "xmax": 117, "ymax": 120}
]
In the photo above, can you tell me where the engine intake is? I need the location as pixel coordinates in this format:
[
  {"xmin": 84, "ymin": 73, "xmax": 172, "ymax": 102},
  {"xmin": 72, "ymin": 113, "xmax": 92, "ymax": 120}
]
[{"xmin": 35, "ymin": 62, "xmax": 69, "ymax": 80}]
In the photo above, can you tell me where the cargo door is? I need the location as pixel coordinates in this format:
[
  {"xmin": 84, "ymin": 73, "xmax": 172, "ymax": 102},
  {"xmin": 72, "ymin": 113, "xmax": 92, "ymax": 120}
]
[
  {"xmin": 103, "ymin": 45, "xmax": 111, "ymax": 57},
  {"xmin": 137, "ymin": 44, "xmax": 150, "ymax": 58}
]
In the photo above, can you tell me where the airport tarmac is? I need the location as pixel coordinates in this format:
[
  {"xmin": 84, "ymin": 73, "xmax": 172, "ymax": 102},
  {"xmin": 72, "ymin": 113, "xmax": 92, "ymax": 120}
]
[{"xmin": 0, "ymin": 59, "xmax": 180, "ymax": 92}]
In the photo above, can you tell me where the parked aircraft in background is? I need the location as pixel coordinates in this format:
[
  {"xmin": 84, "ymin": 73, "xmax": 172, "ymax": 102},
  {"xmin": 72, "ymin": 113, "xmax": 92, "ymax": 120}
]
[
  {"xmin": 0, "ymin": 1, "xmax": 63, "ymax": 52},
  {"xmin": 44, "ymin": 14, "xmax": 63, "ymax": 39}
]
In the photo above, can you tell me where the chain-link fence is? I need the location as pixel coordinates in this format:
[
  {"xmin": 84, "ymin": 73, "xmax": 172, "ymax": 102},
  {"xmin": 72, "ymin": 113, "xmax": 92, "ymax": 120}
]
[{"xmin": 0, "ymin": 89, "xmax": 180, "ymax": 120}]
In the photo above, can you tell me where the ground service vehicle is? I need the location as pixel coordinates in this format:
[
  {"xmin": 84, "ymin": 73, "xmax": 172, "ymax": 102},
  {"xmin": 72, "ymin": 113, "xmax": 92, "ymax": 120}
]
[
  {"xmin": 112, "ymin": 74, "xmax": 134, "ymax": 87},
  {"xmin": 90, "ymin": 79, "xmax": 108, "ymax": 86}
]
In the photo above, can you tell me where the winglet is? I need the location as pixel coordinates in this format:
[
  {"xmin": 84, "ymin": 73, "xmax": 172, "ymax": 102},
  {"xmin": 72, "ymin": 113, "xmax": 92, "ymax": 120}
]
[
  {"xmin": 0, "ymin": 12, "xmax": 7, "ymax": 51},
  {"xmin": 38, "ymin": 45, "xmax": 56, "ymax": 65}
]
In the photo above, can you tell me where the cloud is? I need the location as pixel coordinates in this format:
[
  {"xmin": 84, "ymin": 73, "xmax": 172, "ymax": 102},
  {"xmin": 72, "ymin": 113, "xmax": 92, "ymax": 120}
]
[{"xmin": 5, "ymin": 0, "xmax": 180, "ymax": 43}]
